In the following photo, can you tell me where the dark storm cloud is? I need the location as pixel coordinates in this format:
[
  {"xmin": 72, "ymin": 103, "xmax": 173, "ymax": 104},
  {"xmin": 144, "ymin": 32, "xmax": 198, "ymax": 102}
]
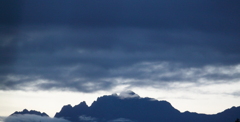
[
  {"xmin": 1, "ymin": 0, "xmax": 240, "ymax": 32},
  {"xmin": 0, "ymin": 0, "xmax": 240, "ymax": 92}
]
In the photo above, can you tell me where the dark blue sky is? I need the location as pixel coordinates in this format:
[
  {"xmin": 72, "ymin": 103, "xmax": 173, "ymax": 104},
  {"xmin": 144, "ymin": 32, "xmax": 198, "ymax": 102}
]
[{"xmin": 1, "ymin": 0, "xmax": 240, "ymax": 32}]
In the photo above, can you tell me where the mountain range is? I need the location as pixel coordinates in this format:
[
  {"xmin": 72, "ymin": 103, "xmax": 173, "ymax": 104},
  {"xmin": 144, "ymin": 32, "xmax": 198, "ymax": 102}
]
[{"xmin": 9, "ymin": 91, "xmax": 240, "ymax": 122}]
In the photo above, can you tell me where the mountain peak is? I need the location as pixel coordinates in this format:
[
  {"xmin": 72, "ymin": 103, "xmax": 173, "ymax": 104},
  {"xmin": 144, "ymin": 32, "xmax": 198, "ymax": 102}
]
[
  {"xmin": 11, "ymin": 109, "xmax": 49, "ymax": 117},
  {"xmin": 79, "ymin": 101, "xmax": 88, "ymax": 106},
  {"xmin": 73, "ymin": 101, "xmax": 89, "ymax": 110},
  {"xmin": 57, "ymin": 104, "xmax": 73, "ymax": 113}
]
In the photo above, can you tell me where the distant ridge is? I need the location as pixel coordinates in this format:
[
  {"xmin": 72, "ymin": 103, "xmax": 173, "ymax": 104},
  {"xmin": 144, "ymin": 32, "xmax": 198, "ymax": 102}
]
[
  {"xmin": 7, "ymin": 91, "xmax": 240, "ymax": 122},
  {"xmin": 11, "ymin": 109, "xmax": 49, "ymax": 117},
  {"xmin": 54, "ymin": 91, "xmax": 240, "ymax": 122}
]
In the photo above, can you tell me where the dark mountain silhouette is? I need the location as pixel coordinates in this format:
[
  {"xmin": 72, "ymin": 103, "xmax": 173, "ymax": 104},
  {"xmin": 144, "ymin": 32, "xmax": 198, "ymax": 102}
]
[
  {"xmin": 55, "ymin": 102, "xmax": 89, "ymax": 121},
  {"xmin": 54, "ymin": 91, "xmax": 240, "ymax": 122},
  {"xmin": 11, "ymin": 109, "xmax": 49, "ymax": 117}
]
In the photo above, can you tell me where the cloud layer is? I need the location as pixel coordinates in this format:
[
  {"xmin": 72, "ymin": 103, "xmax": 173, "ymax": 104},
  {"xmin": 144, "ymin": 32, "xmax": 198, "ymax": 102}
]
[{"xmin": 0, "ymin": 0, "xmax": 240, "ymax": 93}]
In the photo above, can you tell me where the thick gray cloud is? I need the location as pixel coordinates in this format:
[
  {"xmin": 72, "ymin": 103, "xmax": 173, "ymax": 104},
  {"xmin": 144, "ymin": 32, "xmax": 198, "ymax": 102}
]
[{"xmin": 0, "ymin": 0, "xmax": 240, "ymax": 92}]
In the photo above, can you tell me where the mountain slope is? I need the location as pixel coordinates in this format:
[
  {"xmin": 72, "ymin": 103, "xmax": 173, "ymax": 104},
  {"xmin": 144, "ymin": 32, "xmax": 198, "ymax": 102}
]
[
  {"xmin": 55, "ymin": 91, "xmax": 181, "ymax": 122},
  {"xmin": 55, "ymin": 91, "xmax": 240, "ymax": 122}
]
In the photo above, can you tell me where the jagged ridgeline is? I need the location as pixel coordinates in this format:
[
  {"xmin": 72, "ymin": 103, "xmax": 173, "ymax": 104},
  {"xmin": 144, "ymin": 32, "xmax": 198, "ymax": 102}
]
[
  {"xmin": 8, "ymin": 91, "xmax": 240, "ymax": 122},
  {"xmin": 54, "ymin": 91, "xmax": 240, "ymax": 122}
]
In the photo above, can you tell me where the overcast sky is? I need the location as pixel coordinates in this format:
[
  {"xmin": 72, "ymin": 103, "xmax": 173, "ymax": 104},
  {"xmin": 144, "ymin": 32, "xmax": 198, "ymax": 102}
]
[{"xmin": 1, "ymin": 0, "xmax": 240, "ymax": 117}]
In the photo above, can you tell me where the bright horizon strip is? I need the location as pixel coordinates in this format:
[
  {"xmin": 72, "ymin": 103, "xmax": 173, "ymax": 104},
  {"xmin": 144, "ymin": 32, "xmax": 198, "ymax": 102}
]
[{"xmin": 1, "ymin": 81, "xmax": 240, "ymax": 117}]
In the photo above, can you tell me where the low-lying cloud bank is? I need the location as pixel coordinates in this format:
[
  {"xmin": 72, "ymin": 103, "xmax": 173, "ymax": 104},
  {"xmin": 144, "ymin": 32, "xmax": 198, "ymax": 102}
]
[
  {"xmin": 0, "ymin": 116, "xmax": 6, "ymax": 122},
  {"xmin": 4, "ymin": 114, "xmax": 69, "ymax": 122},
  {"xmin": 108, "ymin": 118, "xmax": 134, "ymax": 122},
  {"xmin": 3, "ymin": 114, "xmax": 135, "ymax": 122}
]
